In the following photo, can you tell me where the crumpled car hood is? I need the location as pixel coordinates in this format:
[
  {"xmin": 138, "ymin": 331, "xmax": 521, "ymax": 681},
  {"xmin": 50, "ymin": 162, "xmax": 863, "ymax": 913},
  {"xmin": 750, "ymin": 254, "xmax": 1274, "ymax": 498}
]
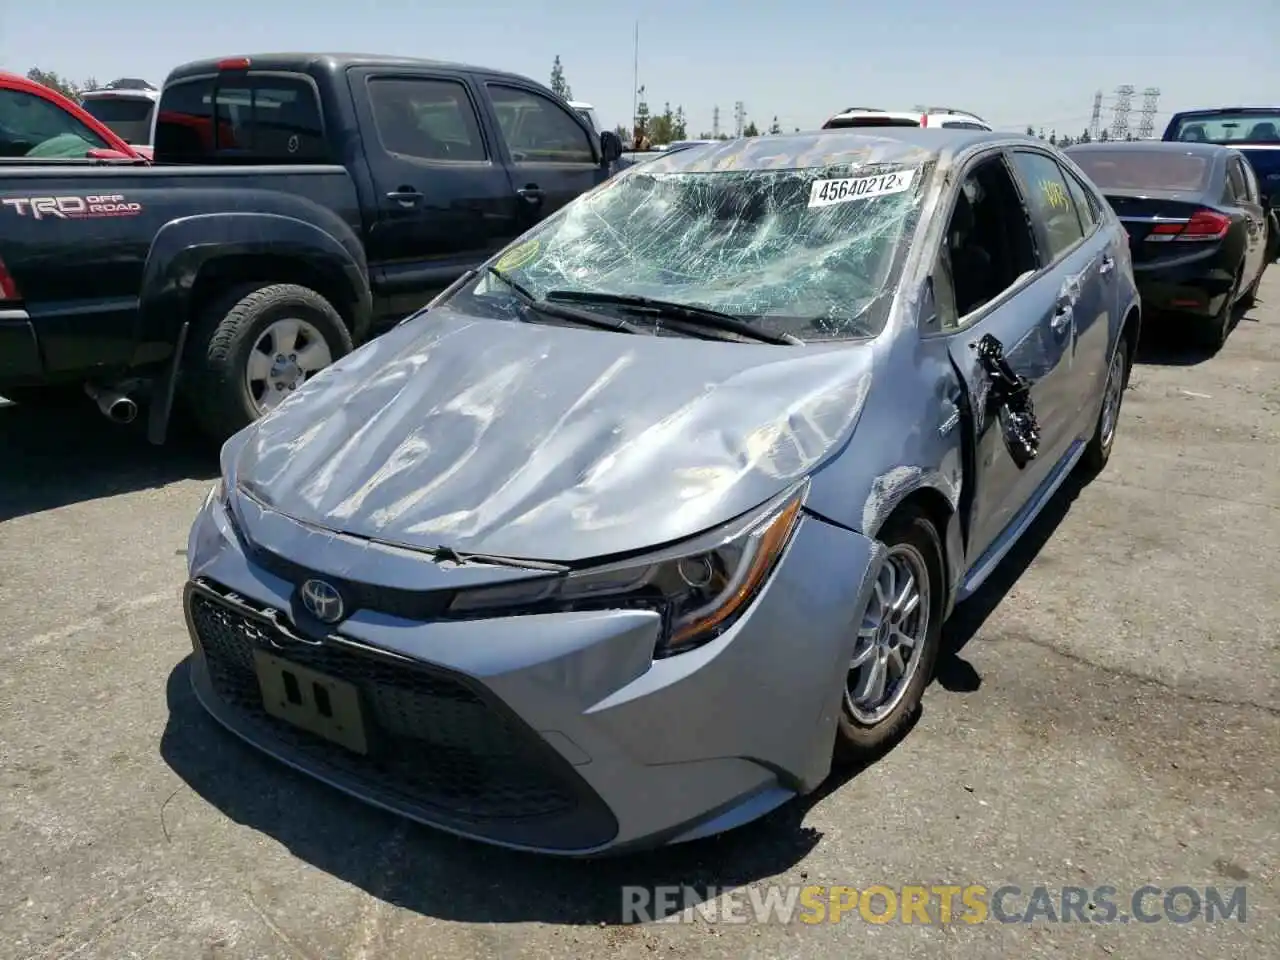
[{"xmin": 234, "ymin": 307, "xmax": 875, "ymax": 563}]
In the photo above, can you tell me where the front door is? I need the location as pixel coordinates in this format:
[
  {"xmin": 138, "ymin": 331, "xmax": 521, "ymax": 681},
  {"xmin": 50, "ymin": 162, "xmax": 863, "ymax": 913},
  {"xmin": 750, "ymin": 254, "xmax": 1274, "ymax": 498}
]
[
  {"xmin": 926, "ymin": 151, "xmax": 1078, "ymax": 570},
  {"xmin": 348, "ymin": 68, "xmax": 522, "ymax": 322},
  {"xmin": 479, "ymin": 81, "xmax": 606, "ymax": 232}
]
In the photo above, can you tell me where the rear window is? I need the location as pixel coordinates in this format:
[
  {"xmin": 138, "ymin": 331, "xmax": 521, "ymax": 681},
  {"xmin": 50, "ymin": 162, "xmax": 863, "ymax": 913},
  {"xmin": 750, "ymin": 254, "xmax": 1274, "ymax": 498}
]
[
  {"xmin": 1169, "ymin": 112, "xmax": 1280, "ymax": 144},
  {"xmin": 154, "ymin": 74, "xmax": 327, "ymax": 163},
  {"xmin": 80, "ymin": 97, "xmax": 155, "ymax": 145},
  {"xmin": 1070, "ymin": 150, "xmax": 1212, "ymax": 192}
]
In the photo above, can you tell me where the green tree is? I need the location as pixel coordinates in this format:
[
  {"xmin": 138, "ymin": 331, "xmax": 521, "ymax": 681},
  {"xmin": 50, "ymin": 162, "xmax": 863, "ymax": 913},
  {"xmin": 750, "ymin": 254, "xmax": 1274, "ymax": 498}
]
[
  {"xmin": 26, "ymin": 68, "xmax": 82, "ymax": 102},
  {"xmin": 672, "ymin": 106, "xmax": 687, "ymax": 141},
  {"xmin": 549, "ymin": 55, "xmax": 572, "ymax": 101},
  {"xmin": 1025, "ymin": 125, "xmax": 1035, "ymax": 136},
  {"xmin": 634, "ymin": 88, "xmax": 651, "ymax": 146},
  {"xmin": 743, "ymin": 120, "xmax": 759, "ymax": 137},
  {"xmin": 649, "ymin": 102, "xmax": 676, "ymax": 144},
  {"xmin": 1079, "ymin": 128, "xmax": 1092, "ymax": 143},
  {"xmin": 768, "ymin": 116, "xmax": 782, "ymax": 135},
  {"xmin": 1099, "ymin": 129, "xmax": 1110, "ymax": 141},
  {"xmin": 1048, "ymin": 130, "xmax": 1058, "ymax": 145}
]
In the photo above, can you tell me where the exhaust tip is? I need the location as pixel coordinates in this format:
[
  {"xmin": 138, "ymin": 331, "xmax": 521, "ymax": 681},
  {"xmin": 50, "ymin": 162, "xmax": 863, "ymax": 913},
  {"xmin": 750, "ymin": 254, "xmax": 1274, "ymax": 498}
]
[{"xmin": 108, "ymin": 398, "xmax": 138, "ymax": 424}]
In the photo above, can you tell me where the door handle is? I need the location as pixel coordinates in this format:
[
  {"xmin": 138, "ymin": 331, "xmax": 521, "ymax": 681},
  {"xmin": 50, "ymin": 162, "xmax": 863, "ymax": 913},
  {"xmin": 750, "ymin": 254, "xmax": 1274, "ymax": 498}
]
[
  {"xmin": 1099, "ymin": 254, "xmax": 1115, "ymax": 276},
  {"xmin": 387, "ymin": 188, "xmax": 423, "ymax": 208},
  {"xmin": 517, "ymin": 185, "xmax": 545, "ymax": 205},
  {"xmin": 1050, "ymin": 298, "xmax": 1073, "ymax": 333}
]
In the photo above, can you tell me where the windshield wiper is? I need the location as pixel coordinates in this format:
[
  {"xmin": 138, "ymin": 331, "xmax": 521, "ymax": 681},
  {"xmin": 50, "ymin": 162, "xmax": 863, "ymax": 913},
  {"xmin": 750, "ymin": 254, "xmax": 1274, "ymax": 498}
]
[
  {"xmin": 485, "ymin": 268, "xmax": 639, "ymax": 334},
  {"xmin": 543, "ymin": 290, "xmax": 803, "ymax": 345}
]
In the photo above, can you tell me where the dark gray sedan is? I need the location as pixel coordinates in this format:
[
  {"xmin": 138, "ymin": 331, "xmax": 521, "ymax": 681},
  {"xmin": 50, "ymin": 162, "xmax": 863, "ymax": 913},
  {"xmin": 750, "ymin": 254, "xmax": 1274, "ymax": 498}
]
[{"xmin": 183, "ymin": 129, "xmax": 1140, "ymax": 856}]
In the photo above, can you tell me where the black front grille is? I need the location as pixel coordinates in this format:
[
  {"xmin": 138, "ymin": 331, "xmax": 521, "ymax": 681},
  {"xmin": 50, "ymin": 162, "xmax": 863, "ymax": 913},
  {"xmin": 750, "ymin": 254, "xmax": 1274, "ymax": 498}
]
[
  {"xmin": 246, "ymin": 544, "xmax": 455, "ymax": 621},
  {"xmin": 186, "ymin": 582, "xmax": 617, "ymax": 850}
]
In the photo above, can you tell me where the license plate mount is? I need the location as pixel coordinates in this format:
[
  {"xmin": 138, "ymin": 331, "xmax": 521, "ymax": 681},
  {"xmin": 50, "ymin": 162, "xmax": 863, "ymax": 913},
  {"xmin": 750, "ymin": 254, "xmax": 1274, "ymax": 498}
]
[{"xmin": 252, "ymin": 649, "xmax": 369, "ymax": 755}]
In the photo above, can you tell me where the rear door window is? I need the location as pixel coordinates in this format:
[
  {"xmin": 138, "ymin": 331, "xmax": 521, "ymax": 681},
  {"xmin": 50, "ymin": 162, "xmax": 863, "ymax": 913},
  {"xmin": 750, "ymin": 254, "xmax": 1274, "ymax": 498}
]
[
  {"xmin": 1008, "ymin": 150, "xmax": 1086, "ymax": 260},
  {"xmin": 1062, "ymin": 168, "xmax": 1100, "ymax": 232},
  {"xmin": 1225, "ymin": 159, "xmax": 1249, "ymax": 203},
  {"xmin": 367, "ymin": 77, "xmax": 487, "ymax": 162},
  {"xmin": 155, "ymin": 74, "xmax": 326, "ymax": 162},
  {"xmin": 0, "ymin": 87, "xmax": 108, "ymax": 158}
]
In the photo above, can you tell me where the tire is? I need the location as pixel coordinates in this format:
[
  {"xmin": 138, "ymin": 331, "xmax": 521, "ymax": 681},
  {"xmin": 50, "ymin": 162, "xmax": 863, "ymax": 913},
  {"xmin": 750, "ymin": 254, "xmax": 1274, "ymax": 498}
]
[
  {"xmin": 184, "ymin": 283, "xmax": 352, "ymax": 442},
  {"xmin": 1079, "ymin": 336, "xmax": 1130, "ymax": 477},
  {"xmin": 1196, "ymin": 269, "xmax": 1239, "ymax": 352},
  {"xmin": 835, "ymin": 505, "xmax": 945, "ymax": 763}
]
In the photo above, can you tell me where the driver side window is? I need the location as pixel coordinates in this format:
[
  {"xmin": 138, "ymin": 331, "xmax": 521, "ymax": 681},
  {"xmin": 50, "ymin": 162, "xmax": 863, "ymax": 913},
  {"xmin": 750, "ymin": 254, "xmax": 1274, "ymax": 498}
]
[
  {"xmin": 932, "ymin": 154, "xmax": 1041, "ymax": 330},
  {"xmin": 487, "ymin": 84, "xmax": 595, "ymax": 164},
  {"xmin": 0, "ymin": 88, "xmax": 108, "ymax": 158}
]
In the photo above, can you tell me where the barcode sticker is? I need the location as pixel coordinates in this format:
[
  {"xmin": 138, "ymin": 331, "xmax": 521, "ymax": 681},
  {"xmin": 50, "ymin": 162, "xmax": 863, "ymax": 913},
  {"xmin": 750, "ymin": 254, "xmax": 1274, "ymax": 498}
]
[{"xmin": 809, "ymin": 170, "xmax": 916, "ymax": 208}]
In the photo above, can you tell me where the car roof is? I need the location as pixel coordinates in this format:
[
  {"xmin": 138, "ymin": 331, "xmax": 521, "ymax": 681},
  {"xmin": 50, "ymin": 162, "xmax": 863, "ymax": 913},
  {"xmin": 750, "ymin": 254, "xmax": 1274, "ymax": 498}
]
[
  {"xmin": 1170, "ymin": 106, "xmax": 1280, "ymax": 117},
  {"xmin": 82, "ymin": 88, "xmax": 158, "ymax": 100},
  {"xmin": 641, "ymin": 128, "xmax": 1020, "ymax": 174},
  {"xmin": 1065, "ymin": 140, "xmax": 1233, "ymax": 159},
  {"xmin": 164, "ymin": 52, "xmax": 535, "ymax": 87}
]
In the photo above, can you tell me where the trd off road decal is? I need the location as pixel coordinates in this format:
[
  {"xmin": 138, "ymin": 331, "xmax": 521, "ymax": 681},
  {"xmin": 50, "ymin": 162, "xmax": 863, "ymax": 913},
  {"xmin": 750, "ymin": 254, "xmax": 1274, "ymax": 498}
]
[{"xmin": 1, "ymin": 195, "xmax": 143, "ymax": 221}]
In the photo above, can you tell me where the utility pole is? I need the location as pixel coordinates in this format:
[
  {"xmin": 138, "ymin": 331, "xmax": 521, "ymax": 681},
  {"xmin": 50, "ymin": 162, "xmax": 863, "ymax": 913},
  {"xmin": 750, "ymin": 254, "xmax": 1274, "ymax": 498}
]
[
  {"xmin": 1110, "ymin": 85, "xmax": 1134, "ymax": 141},
  {"xmin": 712, "ymin": 105, "xmax": 721, "ymax": 139},
  {"xmin": 733, "ymin": 101, "xmax": 746, "ymax": 138},
  {"xmin": 1089, "ymin": 91, "xmax": 1104, "ymax": 141},
  {"xmin": 1137, "ymin": 87, "xmax": 1161, "ymax": 140},
  {"xmin": 631, "ymin": 21, "xmax": 639, "ymax": 140}
]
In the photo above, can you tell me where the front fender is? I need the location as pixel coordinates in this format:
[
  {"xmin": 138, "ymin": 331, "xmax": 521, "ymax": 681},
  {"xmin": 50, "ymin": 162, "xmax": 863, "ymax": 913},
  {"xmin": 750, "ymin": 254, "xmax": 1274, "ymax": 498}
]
[{"xmin": 135, "ymin": 212, "xmax": 372, "ymax": 351}]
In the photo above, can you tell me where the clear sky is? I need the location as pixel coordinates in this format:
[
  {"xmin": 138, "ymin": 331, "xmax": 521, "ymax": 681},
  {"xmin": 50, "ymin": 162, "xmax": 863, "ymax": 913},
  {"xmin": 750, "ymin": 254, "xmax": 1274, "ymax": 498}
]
[{"xmin": 2, "ymin": 0, "xmax": 1276, "ymax": 138}]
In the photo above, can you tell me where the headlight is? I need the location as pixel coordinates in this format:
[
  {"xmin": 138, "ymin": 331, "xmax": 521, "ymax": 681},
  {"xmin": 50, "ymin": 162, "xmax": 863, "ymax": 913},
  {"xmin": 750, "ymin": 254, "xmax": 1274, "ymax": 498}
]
[{"xmin": 446, "ymin": 482, "xmax": 807, "ymax": 658}]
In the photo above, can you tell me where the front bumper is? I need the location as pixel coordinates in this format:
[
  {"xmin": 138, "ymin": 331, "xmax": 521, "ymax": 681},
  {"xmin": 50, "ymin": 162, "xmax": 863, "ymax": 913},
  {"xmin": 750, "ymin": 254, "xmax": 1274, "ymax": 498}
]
[{"xmin": 182, "ymin": 492, "xmax": 883, "ymax": 856}]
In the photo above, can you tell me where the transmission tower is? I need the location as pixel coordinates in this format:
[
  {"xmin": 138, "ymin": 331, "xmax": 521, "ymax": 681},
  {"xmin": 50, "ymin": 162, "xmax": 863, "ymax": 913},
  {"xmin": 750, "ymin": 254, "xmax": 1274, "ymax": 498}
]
[
  {"xmin": 1089, "ymin": 91, "xmax": 1104, "ymax": 141},
  {"xmin": 733, "ymin": 101, "xmax": 746, "ymax": 138},
  {"xmin": 712, "ymin": 105, "xmax": 721, "ymax": 139},
  {"xmin": 1110, "ymin": 85, "xmax": 1134, "ymax": 140},
  {"xmin": 1137, "ymin": 87, "xmax": 1161, "ymax": 140}
]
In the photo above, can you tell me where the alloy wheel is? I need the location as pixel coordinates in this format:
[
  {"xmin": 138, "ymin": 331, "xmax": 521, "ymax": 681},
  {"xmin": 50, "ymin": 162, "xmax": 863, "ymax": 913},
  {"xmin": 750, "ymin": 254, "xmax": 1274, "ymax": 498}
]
[
  {"xmin": 845, "ymin": 543, "xmax": 932, "ymax": 725},
  {"xmin": 245, "ymin": 317, "xmax": 333, "ymax": 414}
]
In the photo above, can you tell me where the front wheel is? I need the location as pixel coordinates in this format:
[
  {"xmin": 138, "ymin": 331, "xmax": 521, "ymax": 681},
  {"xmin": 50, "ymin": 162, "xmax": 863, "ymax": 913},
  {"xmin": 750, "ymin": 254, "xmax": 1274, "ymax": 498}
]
[
  {"xmin": 835, "ymin": 506, "xmax": 945, "ymax": 762},
  {"xmin": 185, "ymin": 283, "xmax": 353, "ymax": 442}
]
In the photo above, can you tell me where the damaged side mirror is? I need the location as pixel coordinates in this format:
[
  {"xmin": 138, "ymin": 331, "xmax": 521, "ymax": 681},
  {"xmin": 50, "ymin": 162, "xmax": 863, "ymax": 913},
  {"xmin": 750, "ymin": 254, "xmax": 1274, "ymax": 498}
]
[{"xmin": 974, "ymin": 333, "xmax": 1040, "ymax": 468}]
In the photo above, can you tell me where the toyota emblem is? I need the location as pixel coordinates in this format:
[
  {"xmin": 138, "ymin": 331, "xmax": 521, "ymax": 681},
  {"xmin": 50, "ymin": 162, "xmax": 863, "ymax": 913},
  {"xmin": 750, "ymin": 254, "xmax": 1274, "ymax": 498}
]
[{"xmin": 299, "ymin": 579, "xmax": 345, "ymax": 623}]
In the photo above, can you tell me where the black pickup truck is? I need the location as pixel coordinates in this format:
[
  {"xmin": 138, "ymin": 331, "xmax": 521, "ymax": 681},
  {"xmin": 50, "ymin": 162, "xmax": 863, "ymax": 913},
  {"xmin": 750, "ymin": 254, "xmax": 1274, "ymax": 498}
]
[{"xmin": 0, "ymin": 53, "xmax": 623, "ymax": 442}]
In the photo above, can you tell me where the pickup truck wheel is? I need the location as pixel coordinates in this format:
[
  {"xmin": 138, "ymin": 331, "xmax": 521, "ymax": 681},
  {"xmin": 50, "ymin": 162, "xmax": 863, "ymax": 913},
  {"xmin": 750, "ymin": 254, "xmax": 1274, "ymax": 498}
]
[{"xmin": 186, "ymin": 283, "xmax": 352, "ymax": 441}]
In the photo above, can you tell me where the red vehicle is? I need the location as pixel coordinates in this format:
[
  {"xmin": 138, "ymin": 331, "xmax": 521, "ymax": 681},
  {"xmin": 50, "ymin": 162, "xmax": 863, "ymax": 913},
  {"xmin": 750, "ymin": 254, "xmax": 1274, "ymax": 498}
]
[{"xmin": 0, "ymin": 71, "xmax": 148, "ymax": 162}]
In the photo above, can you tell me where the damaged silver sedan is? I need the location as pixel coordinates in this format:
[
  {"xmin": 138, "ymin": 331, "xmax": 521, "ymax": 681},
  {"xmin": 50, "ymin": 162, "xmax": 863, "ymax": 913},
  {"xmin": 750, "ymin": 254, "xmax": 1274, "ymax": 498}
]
[{"xmin": 183, "ymin": 129, "xmax": 1140, "ymax": 855}]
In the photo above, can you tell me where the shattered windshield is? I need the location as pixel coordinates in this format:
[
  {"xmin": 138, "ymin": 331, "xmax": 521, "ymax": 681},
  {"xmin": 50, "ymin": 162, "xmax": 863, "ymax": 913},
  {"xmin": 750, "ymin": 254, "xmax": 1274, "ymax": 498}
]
[{"xmin": 450, "ymin": 155, "xmax": 932, "ymax": 340}]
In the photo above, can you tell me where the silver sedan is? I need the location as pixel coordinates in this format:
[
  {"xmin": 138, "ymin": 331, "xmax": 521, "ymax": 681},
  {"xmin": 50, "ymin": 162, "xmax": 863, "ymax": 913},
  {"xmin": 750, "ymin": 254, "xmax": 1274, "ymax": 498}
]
[{"xmin": 183, "ymin": 129, "xmax": 1140, "ymax": 856}]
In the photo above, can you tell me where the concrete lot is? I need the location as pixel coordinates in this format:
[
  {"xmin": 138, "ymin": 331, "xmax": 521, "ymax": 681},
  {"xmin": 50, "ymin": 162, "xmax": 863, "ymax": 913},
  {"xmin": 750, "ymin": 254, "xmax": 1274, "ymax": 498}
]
[{"xmin": 2, "ymin": 275, "xmax": 1277, "ymax": 960}]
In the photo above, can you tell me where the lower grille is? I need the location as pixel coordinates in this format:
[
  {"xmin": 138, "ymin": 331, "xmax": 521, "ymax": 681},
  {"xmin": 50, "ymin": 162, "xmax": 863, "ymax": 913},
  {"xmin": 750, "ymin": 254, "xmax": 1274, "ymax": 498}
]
[{"xmin": 185, "ymin": 581, "xmax": 617, "ymax": 850}]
